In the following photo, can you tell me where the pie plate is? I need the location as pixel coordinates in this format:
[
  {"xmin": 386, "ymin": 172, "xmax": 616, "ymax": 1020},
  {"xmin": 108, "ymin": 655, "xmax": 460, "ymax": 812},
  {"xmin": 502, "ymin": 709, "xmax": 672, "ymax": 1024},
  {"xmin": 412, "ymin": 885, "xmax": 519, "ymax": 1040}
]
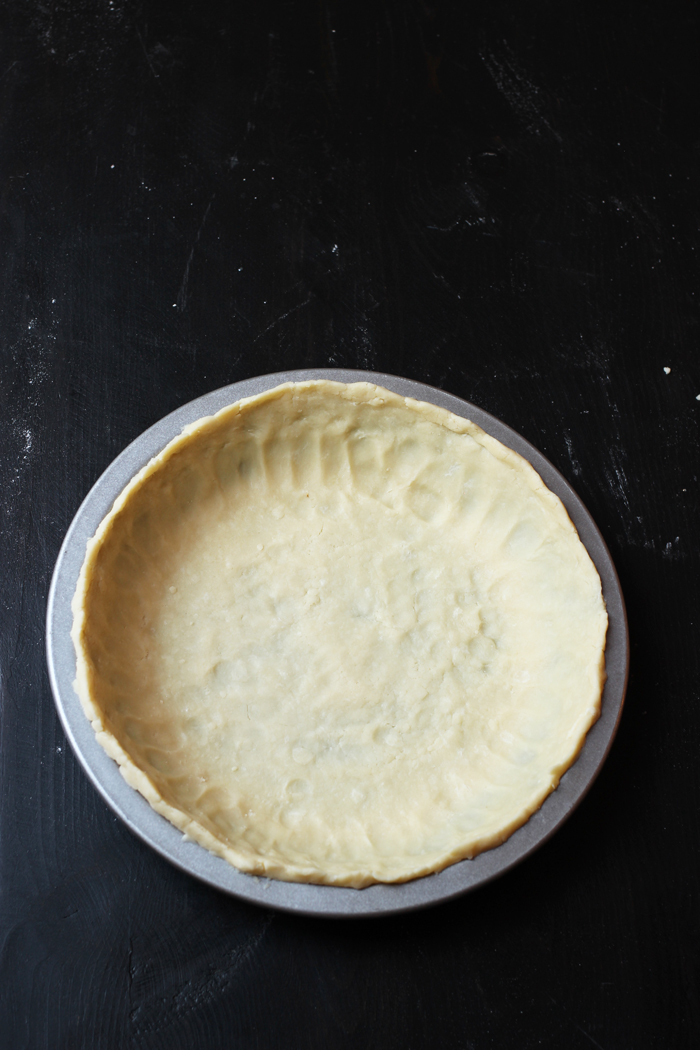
[{"xmin": 46, "ymin": 369, "xmax": 628, "ymax": 917}]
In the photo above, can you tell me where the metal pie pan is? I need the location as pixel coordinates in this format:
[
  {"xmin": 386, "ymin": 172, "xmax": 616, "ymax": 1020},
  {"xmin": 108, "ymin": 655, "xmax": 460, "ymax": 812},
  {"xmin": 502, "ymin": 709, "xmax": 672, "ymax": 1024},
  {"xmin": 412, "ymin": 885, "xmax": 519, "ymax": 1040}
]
[{"xmin": 46, "ymin": 369, "xmax": 628, "ymax": 918}]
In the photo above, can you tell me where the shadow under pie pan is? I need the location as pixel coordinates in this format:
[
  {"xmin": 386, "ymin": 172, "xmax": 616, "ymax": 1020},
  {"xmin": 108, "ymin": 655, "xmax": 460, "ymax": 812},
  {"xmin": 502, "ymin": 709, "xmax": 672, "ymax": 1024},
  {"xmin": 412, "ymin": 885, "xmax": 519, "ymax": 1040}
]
[{"xmin": 47, "ymin": 369, "xmax": 628, "ymax": 918}]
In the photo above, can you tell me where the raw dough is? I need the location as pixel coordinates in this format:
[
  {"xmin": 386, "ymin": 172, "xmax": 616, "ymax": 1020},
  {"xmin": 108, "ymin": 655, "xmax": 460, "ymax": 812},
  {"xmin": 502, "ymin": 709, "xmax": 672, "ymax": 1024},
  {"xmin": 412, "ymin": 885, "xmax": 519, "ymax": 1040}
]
[{"xmin": 72, "ymin": 381, "xmax": 607, "ymax": 887}]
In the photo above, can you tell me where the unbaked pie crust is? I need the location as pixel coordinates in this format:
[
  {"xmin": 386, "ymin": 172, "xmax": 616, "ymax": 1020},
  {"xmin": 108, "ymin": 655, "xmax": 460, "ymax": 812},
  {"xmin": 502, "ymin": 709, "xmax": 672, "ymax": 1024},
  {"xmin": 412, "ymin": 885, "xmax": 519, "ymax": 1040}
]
[{"xmin": 72, "ymin": 381, "xmax": 607, "ymax": 887}]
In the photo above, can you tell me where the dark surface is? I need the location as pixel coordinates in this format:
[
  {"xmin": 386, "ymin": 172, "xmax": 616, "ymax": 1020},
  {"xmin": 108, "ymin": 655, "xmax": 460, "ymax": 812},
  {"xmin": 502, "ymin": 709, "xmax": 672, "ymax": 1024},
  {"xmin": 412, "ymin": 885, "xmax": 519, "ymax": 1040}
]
[{"xmin": 0, "ymin": 0, "xmax": 698, "ymax": 1047}]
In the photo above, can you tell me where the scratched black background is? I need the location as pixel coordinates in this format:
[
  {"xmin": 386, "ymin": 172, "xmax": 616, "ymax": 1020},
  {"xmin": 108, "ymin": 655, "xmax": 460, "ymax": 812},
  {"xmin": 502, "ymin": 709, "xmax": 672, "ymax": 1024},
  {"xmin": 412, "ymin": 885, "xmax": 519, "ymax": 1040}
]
[{"xmin": 1, "ymin": 1, "xmax": 699, "ymax": 1047}]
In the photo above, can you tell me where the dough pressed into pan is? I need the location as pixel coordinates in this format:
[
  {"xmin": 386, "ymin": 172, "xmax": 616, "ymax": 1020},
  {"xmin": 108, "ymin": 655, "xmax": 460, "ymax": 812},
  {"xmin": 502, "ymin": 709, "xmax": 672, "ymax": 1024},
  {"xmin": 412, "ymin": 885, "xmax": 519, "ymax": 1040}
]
[{"xmin": 72, "ymin": 381, "xmax": 607, "ymax": 887}]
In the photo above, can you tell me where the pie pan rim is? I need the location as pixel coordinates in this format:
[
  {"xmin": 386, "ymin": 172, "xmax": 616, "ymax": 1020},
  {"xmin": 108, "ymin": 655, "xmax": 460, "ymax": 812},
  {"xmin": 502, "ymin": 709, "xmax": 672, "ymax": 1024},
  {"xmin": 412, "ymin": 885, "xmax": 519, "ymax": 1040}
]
[{"xmin": 46, "ymin": 368, "xmax": 629, "ymax": 918}]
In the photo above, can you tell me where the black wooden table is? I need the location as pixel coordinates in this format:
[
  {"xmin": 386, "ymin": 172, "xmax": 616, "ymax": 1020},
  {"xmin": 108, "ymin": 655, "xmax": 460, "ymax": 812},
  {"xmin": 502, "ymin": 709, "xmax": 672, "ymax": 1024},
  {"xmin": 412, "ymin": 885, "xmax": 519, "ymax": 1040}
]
[{"xmin": 1, "ymin": 2, "xmax": 698, "ymax": 1047}]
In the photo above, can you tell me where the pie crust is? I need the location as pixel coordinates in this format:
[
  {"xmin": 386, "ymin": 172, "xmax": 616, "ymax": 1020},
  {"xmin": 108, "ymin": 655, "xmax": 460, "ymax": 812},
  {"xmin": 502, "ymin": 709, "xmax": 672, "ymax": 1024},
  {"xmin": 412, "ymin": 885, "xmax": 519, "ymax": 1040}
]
[{"xmin": 71, "ymin": 381, "xmax": 607, "ymax": 888}]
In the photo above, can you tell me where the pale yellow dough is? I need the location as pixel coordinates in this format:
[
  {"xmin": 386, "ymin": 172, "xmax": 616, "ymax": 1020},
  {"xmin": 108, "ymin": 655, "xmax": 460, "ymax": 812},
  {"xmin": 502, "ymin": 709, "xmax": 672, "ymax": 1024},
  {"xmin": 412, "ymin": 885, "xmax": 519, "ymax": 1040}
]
[{"xmin": 72, "ymin": 381, "xmax": 607, "ymax": 888}]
